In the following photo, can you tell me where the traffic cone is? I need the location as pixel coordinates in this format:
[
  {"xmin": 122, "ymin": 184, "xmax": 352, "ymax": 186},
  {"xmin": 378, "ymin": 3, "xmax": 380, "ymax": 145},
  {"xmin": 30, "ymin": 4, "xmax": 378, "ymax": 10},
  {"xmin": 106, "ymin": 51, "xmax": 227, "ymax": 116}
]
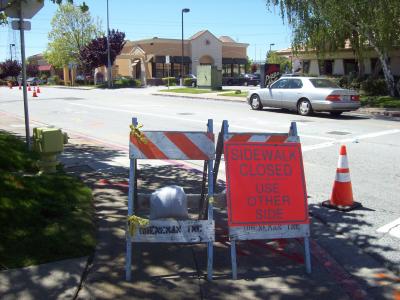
[
  {"xmin": 18, "ymin": 83, "xmax": 21, "ymax": 90},
  {"xmin": 37, "ymin": 86, "xmax": 41, "ymax": 93},
  {"xmin": 28, "ymin": 84, "xmax": 31, "ymax": 91},
  {"xmin": 322, "ymin": 145, "xmax": 361, "ymax": 212},
  {"xmin": 32, "ymin": 87, "xmax": 38, "ymax": 98}
]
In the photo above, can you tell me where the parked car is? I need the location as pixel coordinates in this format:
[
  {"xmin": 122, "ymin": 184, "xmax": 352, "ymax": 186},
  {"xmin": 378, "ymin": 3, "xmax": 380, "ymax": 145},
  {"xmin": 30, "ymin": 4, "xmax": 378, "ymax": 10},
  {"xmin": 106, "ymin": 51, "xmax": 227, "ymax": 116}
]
[
  {"xmin": 241, "ymin": 73, "xmax": 260, "ymax": 86},
  {"xmin": 247, "ymin": 76, "xmax": 361, "ymax": 116},
  {"xmin": 26, "ymin": 77, "xmax": 42, "ymax": 86}
]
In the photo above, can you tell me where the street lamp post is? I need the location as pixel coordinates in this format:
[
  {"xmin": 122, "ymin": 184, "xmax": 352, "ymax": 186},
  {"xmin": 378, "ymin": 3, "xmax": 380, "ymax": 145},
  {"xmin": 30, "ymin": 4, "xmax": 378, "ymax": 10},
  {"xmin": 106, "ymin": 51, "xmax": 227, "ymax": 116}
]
[
  {"xmin": 269, "ymin": 43, "xmax": 275, "ymax": 52},
  {"xmin": 106, "ymin": 0, "xmax": 112, "ymax": 88},
  {"xmin": 181, "ymin": 8, "xmax": 190, "ymax": 86},
  {"xmin": 9, "ymin": 43, "xmax": 15, "ymax": 61}
]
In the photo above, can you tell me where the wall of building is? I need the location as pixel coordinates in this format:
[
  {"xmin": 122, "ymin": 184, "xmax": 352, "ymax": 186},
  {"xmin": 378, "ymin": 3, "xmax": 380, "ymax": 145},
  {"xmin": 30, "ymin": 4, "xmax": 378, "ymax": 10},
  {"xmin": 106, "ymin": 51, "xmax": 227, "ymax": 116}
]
[
  {"xmin": 222, "ymin": 45, "xmax": 247, "ymax": 58},
  {"xmin": 190, "ymin": 31, "xmax": 222, "ymax": 75},
  {"xmin": 114, "ymin": 58, "xmax": 131, "ymax": 77}
]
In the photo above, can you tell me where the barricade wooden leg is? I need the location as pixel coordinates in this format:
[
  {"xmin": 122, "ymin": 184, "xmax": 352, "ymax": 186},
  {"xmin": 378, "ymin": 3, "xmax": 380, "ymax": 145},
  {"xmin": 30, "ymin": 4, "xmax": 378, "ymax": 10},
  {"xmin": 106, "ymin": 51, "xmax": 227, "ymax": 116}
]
[
  {"xmin": 304, "ymin": 236, "xmax": 312, "ymax": 274},
  {"xmin": 207, "ymin": 242, "xmax": 213, "ymax": 280},
  {"xmin": 126, "ymin": 237, "xmax": 132, "ymax": 280},
  {"xmin": 231, "ymin": 240, "xmax": 237, "ymax": 280}
]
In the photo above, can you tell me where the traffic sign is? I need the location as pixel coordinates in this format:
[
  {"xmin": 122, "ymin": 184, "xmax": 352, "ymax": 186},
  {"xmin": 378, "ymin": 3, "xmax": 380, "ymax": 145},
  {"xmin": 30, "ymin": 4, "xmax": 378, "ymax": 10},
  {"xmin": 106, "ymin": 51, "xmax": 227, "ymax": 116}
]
[
  {"xmin": 11, "ymin": 20, "xmax": 31, "ymax": 30},
  {"xmin": 2, "ymin": 0, "xmax": 43, "ymax": 19},
  {"xmin": 165, "ymin": 55, "xmax": 170, "ymax": 64},
  {"xmin": 224, "ymin": 142, "xmax": 308, "ymax": 227}
]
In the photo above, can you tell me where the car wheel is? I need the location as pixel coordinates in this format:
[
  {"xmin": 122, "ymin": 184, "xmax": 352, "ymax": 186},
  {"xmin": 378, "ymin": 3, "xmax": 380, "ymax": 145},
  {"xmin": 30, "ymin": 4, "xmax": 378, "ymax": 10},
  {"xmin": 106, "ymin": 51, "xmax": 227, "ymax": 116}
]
[
  {"xmin": 330, "ymin": 111, "xmax": 343, "ymax": 116},
  {"xmin": 191, "ymin": 82, "xmax": 196, "ymax": 87},
  {"xmin": 297, "ymin": 99, "xmax": 313, "ymax": 116},
  {"xmin": 250, "ymin": 94, "xmax": 263, "ymax": 110}
]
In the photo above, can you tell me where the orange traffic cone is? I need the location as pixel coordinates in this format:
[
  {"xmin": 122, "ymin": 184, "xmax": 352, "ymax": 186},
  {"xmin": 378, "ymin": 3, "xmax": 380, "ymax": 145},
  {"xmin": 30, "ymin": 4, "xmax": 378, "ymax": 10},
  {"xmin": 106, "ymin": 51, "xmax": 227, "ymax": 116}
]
[
  {"xmin": 28, "ymin": 84, "xmax": 31, "ymax": 91},
  {"xmin": 322, "ymin": 145, "xmax": 361, "ymax": 212},
  {"xmin": 32, "ymin": 87, "xmax": 38, "ymax": 98},
  {"xmin": 19, "ymin": 83, "xmax": 21, "ymax": 90},
  {"xmin": 37, "ymin": 86, "xmax": 41, "ymax": 93}
]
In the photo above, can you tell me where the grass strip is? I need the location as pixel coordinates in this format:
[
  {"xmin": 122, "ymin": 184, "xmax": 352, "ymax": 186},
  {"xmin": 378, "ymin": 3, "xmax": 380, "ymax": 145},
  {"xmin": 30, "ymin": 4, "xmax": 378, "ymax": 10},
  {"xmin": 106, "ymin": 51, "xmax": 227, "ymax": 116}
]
[
  {"xmin": 218, "ymin": 91, "xmax": 249, "ymax": 97},
  {"xmin": 160, "ymin": 88, "xmax": 214, "ymax": 94},
  {"xmin": 360, "ymin": 95, "xmax": 400, "ymax": 108}
]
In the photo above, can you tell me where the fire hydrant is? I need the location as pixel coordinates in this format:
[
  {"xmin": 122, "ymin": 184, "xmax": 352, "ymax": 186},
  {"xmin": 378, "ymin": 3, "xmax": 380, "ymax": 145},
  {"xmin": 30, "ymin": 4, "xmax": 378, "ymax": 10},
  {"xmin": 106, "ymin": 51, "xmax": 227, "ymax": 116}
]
[{"xmin": 33, "ymin": 127, "xmax": 68, "ymax": 173}]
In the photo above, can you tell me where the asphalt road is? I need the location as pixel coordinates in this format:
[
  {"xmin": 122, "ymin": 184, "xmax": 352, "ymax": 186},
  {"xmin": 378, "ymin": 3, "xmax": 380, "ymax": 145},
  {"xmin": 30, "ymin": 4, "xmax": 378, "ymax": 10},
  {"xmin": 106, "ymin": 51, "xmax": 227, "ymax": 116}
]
[{"xmin": 1, "ymin": 86, "xmax": 400, "ymax": 274}]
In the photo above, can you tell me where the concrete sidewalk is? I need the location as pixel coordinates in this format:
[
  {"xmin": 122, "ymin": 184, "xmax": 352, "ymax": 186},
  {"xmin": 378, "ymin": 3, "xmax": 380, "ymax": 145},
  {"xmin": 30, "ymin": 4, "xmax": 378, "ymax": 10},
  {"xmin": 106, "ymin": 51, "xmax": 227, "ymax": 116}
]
[{"xmin": 1, "ymin": 111, "xmax": 400, "ymax": 299}]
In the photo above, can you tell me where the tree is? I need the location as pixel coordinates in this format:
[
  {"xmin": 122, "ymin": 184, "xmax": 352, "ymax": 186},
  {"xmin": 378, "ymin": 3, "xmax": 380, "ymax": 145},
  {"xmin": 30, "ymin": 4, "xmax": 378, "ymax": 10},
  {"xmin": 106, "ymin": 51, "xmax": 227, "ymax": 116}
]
[
  {"xmin": 26, "ymin": 63, "xmax": 39, "ymax": 77},
  {"xmin": 0, "ymin": 60, "xmax": 21, "ymax": 80},
  {"xmin": 44, "ymin": 2, "xmax": 100, "ymax": 68},
  {"xmin": 266, "ymin": 51, "xmax": 291, "ymax": 73},
  {"xmin": 79, "ymin": 29, "xmax": 126, "ymax": 75},
  {"xmin": 265, "ymin": 0, "xmax": 400, "ymax": 96}
]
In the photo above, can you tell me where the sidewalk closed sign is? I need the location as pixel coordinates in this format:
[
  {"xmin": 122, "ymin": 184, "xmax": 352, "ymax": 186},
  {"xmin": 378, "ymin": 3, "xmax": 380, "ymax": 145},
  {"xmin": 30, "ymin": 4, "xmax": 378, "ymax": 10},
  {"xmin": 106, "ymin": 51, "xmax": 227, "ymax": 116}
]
[{"xmin": 224, "ymin": 141, "xmax": 308, "ymax": 227}]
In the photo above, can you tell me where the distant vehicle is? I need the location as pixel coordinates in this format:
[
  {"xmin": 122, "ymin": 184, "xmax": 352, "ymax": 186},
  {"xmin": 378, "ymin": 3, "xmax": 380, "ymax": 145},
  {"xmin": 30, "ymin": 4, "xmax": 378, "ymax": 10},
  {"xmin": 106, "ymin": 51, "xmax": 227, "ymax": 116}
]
[
  {"xmin": 26, "ymin": 77, "xmax": 42, "ymax": 86},
  {"xmin": 241, "ymin": 73, "xmax": 260, "ymax": 86},
  {"xmin": 247, "ymin": 76, "xmax": 361, "ymax": 116},
  {"xmin": 184, "ymin": 74, "xmax": 197, "ymax": 87}
]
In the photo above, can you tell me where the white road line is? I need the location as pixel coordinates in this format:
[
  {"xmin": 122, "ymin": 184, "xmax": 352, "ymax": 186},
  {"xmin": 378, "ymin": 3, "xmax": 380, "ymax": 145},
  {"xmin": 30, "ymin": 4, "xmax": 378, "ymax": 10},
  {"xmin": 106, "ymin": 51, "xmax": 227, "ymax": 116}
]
[
  {"xmin": 377, "ymin": 217, "xmax": 400, "ymax": 239},
  {"xmin": 302, "ymin": 129, "xmax": 400, "ymax": 152}
]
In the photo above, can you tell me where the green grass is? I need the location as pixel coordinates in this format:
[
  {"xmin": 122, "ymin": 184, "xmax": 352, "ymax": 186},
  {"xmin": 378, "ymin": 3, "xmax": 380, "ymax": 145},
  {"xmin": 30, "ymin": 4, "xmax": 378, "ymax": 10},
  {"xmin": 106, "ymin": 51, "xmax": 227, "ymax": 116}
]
[
  {"xmin": 0, "ymin": 130, "xmax": 95, "ymax": 269},
  {"xmin": 361, "ymin": 95, "xmax": 400, "ymax": 108},
  {"xmin": 218, "ymin": 91, "xmax": 249, "ymax": 98},
  {"xmin": 160, "ymin": 88, "xmax": 215, "ymax": 94}
]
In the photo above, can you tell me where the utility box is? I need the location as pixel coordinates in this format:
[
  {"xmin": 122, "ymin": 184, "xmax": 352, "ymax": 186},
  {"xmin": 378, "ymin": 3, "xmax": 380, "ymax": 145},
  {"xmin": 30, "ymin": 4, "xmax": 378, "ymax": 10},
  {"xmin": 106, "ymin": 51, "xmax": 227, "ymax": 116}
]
[
  {"xmin": 196, "ymin": 65, "xmax": 222, "ymax": 90},
  {"xmin": 33, "ymin": 127, "xmax": 65, "ymax": 153},
  {"xmin": 33, "ymin": 127, "xmax": 68, "ymax": 173}
]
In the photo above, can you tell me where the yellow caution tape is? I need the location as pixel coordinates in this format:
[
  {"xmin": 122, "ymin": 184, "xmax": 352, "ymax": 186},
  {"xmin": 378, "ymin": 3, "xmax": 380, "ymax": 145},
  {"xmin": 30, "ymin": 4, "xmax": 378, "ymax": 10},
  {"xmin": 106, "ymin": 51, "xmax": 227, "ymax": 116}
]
[
  {"xmin": 129, "ymin": 124, "xmax": 147, "ymax": 144},
  {"xmin": 127, "ymin": 215, "xmax": 150, "ymax": 236}
]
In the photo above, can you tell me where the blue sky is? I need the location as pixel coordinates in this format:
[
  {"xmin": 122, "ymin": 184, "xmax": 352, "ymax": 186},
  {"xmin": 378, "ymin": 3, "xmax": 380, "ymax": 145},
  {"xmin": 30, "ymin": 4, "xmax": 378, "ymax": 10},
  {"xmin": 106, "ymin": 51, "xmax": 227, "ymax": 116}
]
[{"xmin": 0, "ymin": 0, "xmax": 292, "ymax": 62}]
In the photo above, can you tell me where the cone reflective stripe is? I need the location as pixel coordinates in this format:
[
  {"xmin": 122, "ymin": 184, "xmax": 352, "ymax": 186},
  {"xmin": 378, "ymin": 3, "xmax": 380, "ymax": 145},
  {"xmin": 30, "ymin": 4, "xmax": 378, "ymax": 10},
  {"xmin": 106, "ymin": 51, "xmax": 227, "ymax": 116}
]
[{"xmin": 322, "ymin": 145, "xmax": 361, "ymax": 212}]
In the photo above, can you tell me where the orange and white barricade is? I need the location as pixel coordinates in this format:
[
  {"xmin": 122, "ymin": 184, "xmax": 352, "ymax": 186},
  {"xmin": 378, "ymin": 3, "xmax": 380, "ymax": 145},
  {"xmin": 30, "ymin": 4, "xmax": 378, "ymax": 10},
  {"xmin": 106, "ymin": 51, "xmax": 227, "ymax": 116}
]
[
  {"xmin": 214, "ymin": 120, "xmax": 311, "ymax": 279},
  {"xmin": 126, "ymin": 118, "xmax": 216, "ymax": 281}
]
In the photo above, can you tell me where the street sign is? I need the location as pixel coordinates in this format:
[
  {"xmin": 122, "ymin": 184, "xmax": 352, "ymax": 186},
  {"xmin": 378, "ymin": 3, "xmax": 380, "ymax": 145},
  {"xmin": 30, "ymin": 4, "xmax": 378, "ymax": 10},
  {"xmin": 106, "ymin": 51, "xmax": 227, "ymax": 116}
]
[
  {"xmin": 3, "ymin": 0, "xmax": 44, "ymax": 19},
  {"xmin": 165, "ymin": 55, "xmax": 170, "ymax": 64},
  {"xmin": 11, "ymin": 20, "xmax": 31, "ymax": 30},
  {"xmin": 224, "ymin": 142, "xmax": 308, "ymax": 227}
]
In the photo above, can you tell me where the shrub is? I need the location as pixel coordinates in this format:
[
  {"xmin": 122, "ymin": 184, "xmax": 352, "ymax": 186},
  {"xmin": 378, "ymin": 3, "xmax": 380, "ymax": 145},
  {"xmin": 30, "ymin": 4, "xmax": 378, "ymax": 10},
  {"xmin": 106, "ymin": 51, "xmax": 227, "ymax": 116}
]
[
  {"xmin": 47, "ymin": 75, "xmax": 60, "ymax": 85},
  {"xmin": 183, "ymin": 78, "xmax": 193, "ymax": 86},
  {"xmin": 360, "ymin": 78, "xmax": 388, "ymax": 96},
  {"xmin": 113, "ymin": 77, "xmax": 141, "ymax": 88},
  {"xmin": 162, "ymin": 77, "xmax": 177, "ymax": 86}
]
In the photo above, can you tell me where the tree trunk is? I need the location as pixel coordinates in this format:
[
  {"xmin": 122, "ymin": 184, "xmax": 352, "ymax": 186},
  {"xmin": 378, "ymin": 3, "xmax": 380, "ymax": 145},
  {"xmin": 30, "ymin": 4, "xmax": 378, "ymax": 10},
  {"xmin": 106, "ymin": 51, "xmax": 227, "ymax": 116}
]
[{"xmin": 373, "ymin": 46, "xmax": 396, "ymax": 96}]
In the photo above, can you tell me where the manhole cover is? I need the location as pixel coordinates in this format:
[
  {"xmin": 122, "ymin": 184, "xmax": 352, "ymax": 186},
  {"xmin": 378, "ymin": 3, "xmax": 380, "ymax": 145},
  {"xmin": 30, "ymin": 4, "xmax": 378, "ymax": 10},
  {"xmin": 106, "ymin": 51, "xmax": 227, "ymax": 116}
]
[
  {"xmin": 327, "ymin": 131, "xmax": 351, "ymax": 135},
  {"xmin": 177, "ymin": 112, "xmax": 194, "ymax": 115}
]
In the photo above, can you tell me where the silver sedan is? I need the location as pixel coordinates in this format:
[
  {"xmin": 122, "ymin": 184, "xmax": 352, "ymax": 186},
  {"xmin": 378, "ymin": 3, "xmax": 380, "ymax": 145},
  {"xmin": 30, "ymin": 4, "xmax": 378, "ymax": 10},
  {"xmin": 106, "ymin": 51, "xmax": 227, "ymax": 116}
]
[{"xmin": 247, "ymin": 77, "xmax": 361, "ymax": 116}]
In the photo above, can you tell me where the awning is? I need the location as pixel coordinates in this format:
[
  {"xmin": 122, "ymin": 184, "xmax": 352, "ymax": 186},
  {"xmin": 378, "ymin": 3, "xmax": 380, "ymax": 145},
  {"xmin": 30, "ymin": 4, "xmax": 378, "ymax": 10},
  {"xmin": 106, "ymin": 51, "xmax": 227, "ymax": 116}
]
[
  {"xmin": 38, "ymin": 65, "xmax": 52, "ymax": 71},
  {"xmin": 222, "ymin": 58, "xmax": 247, "ymax": 64},
  {"xmin": 154, "ymin": 56, "xmax": 191, "ymax": 64}
]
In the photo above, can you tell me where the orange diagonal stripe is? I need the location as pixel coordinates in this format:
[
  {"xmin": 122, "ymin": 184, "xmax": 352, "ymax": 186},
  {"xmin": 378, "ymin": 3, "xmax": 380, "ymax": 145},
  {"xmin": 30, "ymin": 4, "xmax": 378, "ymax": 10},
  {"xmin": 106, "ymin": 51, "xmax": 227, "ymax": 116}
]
[
  {"xmin": 266, "ymin": 135, "xmax": 288, "ymax": 144},
  {"xmin": 165, "ymin": 132, "xmax": 209, "ymax": 160},
  {"xmin": 130, "ymin": 133, "xmax": 168, "ymax": 159},
  {"xmin": 228, "ymin": 134, "xmax": 251, "ymax": 143}
]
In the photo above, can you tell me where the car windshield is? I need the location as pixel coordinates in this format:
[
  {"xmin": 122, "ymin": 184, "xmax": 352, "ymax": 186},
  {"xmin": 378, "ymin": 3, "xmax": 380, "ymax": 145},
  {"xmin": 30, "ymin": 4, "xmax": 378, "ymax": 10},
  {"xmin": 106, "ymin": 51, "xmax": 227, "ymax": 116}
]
[{"xmin": 309, "ymin": 78, "xmax": 339, "ymax": 88}]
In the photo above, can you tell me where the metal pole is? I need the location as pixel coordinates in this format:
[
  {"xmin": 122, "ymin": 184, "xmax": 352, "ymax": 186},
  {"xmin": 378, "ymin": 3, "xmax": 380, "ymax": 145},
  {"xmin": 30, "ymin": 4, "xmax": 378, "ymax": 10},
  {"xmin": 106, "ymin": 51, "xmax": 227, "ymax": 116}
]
[
  {"xmin": 10, "ymin": 44, "xmax": 13, "ymax": 61},
  {"xmin": 106, "ymin": 0, "xmax": 112, "ymax": 88},
  {"xmin": 180, "ymin": 10, "xmax": 183, "ymax": 86},
  {"xmin": 19, "ymin": 7, "xmax": 31, "ymax": 150}
]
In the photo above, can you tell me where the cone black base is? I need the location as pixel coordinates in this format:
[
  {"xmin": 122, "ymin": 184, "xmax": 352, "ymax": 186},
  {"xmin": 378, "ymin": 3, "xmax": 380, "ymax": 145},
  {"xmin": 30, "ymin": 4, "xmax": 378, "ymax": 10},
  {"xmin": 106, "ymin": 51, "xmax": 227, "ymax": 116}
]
[{"xmin": 321, "ymin": 200, "xmax": 362, "ymax": 212}]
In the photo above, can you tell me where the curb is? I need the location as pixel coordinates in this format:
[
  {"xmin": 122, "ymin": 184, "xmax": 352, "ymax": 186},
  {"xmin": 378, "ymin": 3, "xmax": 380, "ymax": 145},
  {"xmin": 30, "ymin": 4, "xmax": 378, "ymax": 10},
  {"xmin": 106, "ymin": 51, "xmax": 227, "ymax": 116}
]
[{"xmin": 152, "ymin": 92, "xmax": 400, "ymax": 120}]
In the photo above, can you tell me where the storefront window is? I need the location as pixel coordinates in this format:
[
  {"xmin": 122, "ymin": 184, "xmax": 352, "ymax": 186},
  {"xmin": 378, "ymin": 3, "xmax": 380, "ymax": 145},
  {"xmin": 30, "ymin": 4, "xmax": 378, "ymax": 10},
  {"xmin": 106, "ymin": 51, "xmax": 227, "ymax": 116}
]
[
  {"xmin": 155, "ymin": 63, "xmax": 165, "ymax": 78},
  {"xmin": 344, "ymin": 59, "xmax": 358, "ymax": 75}
]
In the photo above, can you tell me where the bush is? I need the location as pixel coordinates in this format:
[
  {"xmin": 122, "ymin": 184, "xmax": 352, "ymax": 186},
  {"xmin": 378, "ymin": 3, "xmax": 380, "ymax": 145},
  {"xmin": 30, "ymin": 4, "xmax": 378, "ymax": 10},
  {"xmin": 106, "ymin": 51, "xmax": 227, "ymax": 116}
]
[
  {"xmin": 183, "ymin": 78, "xmax": 195, "ymax": 87},
  {"xmin": 162, "ymin": 77, "xmax": 177, "ymax": 86},
  {"xmin": 360, "ymin": 78, "xmax": 388, "ymax": 96},
  {"xmin": 113, "ymin": 77, "xmax": 141, "ymax": 88},
  {"xmin": 47, "ymin": 75, "xmax": 60, "ymax": 85}
]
